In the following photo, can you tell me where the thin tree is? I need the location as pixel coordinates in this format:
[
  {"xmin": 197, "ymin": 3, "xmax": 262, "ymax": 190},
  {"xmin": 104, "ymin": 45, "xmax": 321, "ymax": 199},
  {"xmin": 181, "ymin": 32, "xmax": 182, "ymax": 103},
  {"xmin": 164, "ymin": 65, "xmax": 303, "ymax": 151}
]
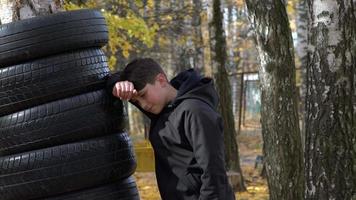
[
  {"xmin": 192, "ymin": 0, "xmax": 205, "ymax": 72},
  {"xmin": 305, "ymin": 0, "xmax": 355, "ymax": 199},
  {"xmin": 209, "ymin": 0, "xmax": 246, "ymax": 191},
  {"xmin": 153, "ymin": 0, "xmax": 161, "ymax": 51},
  {"xmin": 244, "ymin": 0, "xmax": 304, "ymax": 199},
  {"xmin": 200, "ymin": 0, "xmax": 212, "ymax": 76}
]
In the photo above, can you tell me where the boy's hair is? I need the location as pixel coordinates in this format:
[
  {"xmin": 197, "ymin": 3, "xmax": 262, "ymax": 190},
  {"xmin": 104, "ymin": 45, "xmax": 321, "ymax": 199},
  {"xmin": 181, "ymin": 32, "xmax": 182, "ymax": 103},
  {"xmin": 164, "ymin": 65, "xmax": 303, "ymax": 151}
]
[{"xmin": 121, "ymin": 58, "xmax": 165, "ymax": 91}]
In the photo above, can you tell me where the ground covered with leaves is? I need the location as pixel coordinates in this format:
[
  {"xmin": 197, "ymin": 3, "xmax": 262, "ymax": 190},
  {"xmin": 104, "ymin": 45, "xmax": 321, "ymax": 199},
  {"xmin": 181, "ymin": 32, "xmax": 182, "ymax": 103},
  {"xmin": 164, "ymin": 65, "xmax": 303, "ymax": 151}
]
[{"xmin": 134, "ymin": 129, "xmax": 269, "ymax": 200}]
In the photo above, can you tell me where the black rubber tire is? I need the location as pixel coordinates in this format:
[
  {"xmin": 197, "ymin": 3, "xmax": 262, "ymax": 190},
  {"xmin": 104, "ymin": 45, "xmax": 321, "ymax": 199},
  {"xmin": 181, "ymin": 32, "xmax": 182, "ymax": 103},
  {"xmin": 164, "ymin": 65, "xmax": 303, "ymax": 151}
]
[
  {"xmin": 0, "ymin": 9, "xmax": 108, "ymax": 67},
  {"xmin": 0, "ymin": 90, "xmax": 126, "ymax": 156},
  {"xmin": 0, "ymin": 48, "xmax": 109, "ymax": 116},
  {"xmin": 41, "ymin": 176, "xmax": 140, "ymax": 200},
  {"xmin": 0, "ymin": 133, "xmax": 136, "ymax": 200}
]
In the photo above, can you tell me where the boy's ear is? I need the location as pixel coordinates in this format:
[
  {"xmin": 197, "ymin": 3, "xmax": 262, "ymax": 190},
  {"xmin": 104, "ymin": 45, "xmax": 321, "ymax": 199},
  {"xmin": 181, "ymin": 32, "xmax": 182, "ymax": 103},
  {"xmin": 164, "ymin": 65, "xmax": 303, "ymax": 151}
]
[{"xmin": 156, "ymin": 73, "xmax": 168, "ymax": 86}]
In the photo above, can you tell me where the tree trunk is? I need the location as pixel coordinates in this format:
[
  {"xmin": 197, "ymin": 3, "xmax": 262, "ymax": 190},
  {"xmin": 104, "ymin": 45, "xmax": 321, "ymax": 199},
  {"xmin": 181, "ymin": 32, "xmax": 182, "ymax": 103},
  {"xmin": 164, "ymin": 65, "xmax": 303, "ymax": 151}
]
[
  {"xmin": 192, "ymin": 0, "xmax": 204, "ymax": 73},
  {"xmin": 153, "ymin": 0, "xmax": 161, "ymax": 51},
  {"xmin": 201, "ymin": 0, "xmax": 212, "ymax": 77},
  {"xmin": 176, "ymin": 0, "xmax": 191, "ymax": 72},
  {"xmin": 296, "ymin": 0, "xmax": 308, "ymax": 151},
  {"xmin": 169, "ymin": 0, "xmax": 179, "ymax": 74},
  {"xmin": 173, "ymin": 0, "xmax": 189, "ymax": 74},
  {"xmin": 209, "ymin": 0, "xmax": 246, "ymax": 191},
  {"xmin": 225, "ymin": 1, "xmax": 234, "ymax": 70},
  {"xmin": 245, "ymin": 0, "xmax": 304, "ymax": 199},
  {"xmin": 225, "ymin": 3, "xmax": 241, "ymax": 130},
  {"xmin": 0, "ymin": 0, "xmax": 63, "ymax": 24},
  {"xmin": 296, "ymin": 0, "xmax": 308, "ymax": 64},
  {"xmin": 305, "ymin": 0, "xmax": 355, "ymax": 199}
]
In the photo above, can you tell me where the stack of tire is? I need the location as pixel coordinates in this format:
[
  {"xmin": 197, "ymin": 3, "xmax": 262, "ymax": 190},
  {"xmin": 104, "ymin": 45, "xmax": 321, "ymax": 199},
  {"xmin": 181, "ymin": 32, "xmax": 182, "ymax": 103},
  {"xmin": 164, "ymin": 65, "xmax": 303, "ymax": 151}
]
[{"xmin": 0, "ymin": 9, "xmax": 139, "ymax": 200}]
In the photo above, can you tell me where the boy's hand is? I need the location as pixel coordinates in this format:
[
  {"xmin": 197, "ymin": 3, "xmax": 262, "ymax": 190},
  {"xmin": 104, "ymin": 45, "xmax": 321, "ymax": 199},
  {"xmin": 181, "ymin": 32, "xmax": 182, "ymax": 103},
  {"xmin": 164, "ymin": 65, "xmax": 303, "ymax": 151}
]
[{"xmin": 112, "ymin": 81, "xmax": 138, "ymax": 101}]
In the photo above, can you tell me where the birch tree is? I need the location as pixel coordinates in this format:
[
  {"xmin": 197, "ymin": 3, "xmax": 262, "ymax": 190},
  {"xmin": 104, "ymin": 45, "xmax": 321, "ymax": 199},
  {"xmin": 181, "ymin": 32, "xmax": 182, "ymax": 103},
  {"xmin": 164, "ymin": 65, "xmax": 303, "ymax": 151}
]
[
  {"xmin": 297, "ymin": 0, "xmax": 308, "ymax": 151},
  {"xmin": 245, "ymin": 0, "xmax": 304, "ymax": 199},
  {"xmin": 305, "ymin": 0, "xmax": 355, "ymax": 199}
]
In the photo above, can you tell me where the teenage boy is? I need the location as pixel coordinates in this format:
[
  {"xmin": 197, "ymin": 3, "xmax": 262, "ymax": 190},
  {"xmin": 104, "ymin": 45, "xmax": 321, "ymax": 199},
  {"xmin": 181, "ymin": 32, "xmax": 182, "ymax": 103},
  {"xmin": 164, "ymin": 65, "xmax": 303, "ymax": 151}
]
[{"xmin": 107, "ymin": 58, "xmax": 235, "ymax": 200}]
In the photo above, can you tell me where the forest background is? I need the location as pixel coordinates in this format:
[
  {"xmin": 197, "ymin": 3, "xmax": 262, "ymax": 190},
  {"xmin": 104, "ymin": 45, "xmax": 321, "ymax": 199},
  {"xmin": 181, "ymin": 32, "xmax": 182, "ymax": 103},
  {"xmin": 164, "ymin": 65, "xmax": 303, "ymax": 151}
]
[
  {"xmin": 0, "ymin": 0, "xmax": 354, "ymax": 199},
  {"xmin": 54, "ymin": 0, "xmax": 356, "ymax": 199}
]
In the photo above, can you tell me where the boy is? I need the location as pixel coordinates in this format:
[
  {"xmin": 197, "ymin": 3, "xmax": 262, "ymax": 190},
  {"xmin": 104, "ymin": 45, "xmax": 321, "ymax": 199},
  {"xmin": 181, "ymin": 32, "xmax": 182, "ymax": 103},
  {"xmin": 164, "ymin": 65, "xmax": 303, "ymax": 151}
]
[{"xmin": 107, "ymin": 58, "xmax": 235, "ymax": 200}]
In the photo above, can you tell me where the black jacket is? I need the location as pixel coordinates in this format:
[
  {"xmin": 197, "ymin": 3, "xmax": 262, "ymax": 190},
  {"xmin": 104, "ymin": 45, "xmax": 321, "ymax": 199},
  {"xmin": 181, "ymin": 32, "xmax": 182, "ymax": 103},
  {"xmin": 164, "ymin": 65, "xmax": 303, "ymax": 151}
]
[{"xmin": 107, "ymin": 69, "xmax": 235, "ymax": 200}]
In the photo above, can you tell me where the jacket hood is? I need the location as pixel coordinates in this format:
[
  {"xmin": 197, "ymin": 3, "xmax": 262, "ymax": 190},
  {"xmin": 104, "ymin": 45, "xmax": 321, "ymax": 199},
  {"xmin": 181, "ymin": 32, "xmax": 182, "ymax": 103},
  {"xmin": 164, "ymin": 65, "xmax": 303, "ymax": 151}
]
[{"xmin": 170, "ymin": 69, "xmax": 219, "ymax": 110}]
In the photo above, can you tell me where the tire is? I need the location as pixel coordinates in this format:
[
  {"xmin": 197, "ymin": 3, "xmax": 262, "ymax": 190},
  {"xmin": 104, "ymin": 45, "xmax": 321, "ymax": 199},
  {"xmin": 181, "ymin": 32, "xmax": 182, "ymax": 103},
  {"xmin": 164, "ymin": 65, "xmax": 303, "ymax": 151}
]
[
  {"xmin": 0, "ymin": 133, "xmax": 136, "ymax": 200},
  {"xmin": 0, "ymin": 48, "xmax": 109, "ymax": 116},
  {"xmin": 0, "ymin": 90, "xmax": 126, "ymax": 156},
  {"xmin": 0, "ymin": 9, "xmax": 108, "ymax": 67},
  {"xmin": 41, "ymin": 176, "xmax": 140, "ymax": 200}
]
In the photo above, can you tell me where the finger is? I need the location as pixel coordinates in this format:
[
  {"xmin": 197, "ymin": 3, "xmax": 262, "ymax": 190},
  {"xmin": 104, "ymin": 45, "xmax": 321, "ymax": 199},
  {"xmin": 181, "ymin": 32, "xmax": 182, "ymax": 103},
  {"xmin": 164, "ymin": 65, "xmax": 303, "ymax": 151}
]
[
  {"xmin": 119, "ymin": 83, "xmax": 125, "ymax": 99},
  {"xmin": 132, "ymin": 89, "xmax": 138, "ymax": 98},
  {"xmin": 128, "ymin": 82, "xmax": 133, "ymax": 92},
  {"xmin": 113, "ymin": 83, "xmax": 120, "ymax": 98},
  {"xmin": 120, "ymin": 82, "xmax": 126, "ymax": 99},
  {"xmin": 126, "ymin": 82, "xmax": 132, "ymax": 99},
  {"xmin": 112, "ymin": 85, "xmax": 117, "ymax": 97},
  {"xmin": 127, "ymin": 83, "xmax": 134, "ymax": 100},
  {"xmin": 123, "ymin": 82, "xmax": 130, "ymax": 100}
]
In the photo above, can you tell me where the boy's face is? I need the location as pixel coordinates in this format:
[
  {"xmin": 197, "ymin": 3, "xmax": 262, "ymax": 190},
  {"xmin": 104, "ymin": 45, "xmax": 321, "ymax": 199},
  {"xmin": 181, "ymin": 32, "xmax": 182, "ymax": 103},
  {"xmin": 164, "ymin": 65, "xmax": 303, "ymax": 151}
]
[{"xmin": 132, "ymin": 74, "xmax": 168, "ymax": 114}]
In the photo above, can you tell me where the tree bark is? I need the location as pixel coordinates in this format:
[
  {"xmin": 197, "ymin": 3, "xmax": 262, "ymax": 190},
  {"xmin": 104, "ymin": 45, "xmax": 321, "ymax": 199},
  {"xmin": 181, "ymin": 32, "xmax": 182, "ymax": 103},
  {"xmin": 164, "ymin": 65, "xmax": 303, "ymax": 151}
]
[
  {"xmin": 305, "ymin": 0, "xmax": 355, "ymax": 199},
  {"xmin": 297, "ymin": 0, "xmax": 308, "ymax": 151},
  {"xmin": 169, "ymin": 0, "xmax": 179, "ymax": 74},
  {"xmin": 296, "ymin": 0, "xmax": 308, "ymax": 64},
  {"xmin": 210, "ymin": 0, "xmax": 246, "ymax": 191},
  {"xmin": 245, "ymin": 0, "xmax": 304, "ymax": 199},
  {"xmin": 0, "ymin": 0, "xmax": 63, "ymax": 24},
  {"xmin": 153, "ymin": 0, "xmax": 161, "ymax": 51},
  {"xmin": 201, "ymin": 0, "xmax": 212, "ymax": 77},
  {"xmin": 225, "ymin": 1, "xmax": 233, "ymax": 70},
  {"xmin": 192, "ymin": 0, "xmax": 205, "ymax": 73}
]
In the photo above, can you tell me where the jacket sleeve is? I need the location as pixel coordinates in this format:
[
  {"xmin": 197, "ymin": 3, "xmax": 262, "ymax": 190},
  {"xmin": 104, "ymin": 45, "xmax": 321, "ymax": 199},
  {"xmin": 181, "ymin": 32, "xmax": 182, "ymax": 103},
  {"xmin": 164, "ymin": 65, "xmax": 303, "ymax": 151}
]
[
  {"xmin": 184, "ymin": 102, "xmax": 234, "ymax": 200},
  {"xmin": 105, "ymin": 71, "xmax": 122, "ymax": 95}
]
